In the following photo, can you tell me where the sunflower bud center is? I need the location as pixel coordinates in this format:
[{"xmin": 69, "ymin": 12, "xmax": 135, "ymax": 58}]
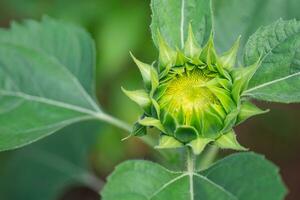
[{"xmin": 159, "ymin": 70, "xmax": 218, "ymax": 117}]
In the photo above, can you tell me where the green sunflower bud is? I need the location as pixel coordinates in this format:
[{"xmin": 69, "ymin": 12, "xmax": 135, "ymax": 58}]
[{"xmin": 123, "ymin": 27, "xmax": 266, "ymax": 155}]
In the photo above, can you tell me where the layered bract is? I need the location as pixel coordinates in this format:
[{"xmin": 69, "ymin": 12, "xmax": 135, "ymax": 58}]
[{"xmin": 123, "ymin": 26, "xmax": 267, "ymax": 154}]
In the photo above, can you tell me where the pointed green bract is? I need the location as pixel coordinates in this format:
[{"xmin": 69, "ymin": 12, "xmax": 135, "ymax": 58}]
[
  {"xmin": 184, "ymin": 24, "xmax": 201, "ymax": 58},
  {"xmin": 237, "ymin": 101, "xmax": 269, "ymax": 124},
  {"xmin": 175, "ymin": 50, "xmax": 187, "ymax": 66},
  {"xmin": 215, "ymin": 130, "xmax": 247, "ymax": 151},
  {"xmin": 199, "ymin": 34, "xmax": 217, "ymax": 66},
  {"xmin": 130, "ymin": 52, "xmax": 152, "ymax": 90},
  {"xmin": 222, "ymin": 109, "xmax": 239, "ymax": 133},
  {"xmin": 232, "ymin": 59, "xmax": 260, "ymax": 102},
  {"xmin": 188, "ymin": 137, "xmax": 213, "ymax": 155},
  {"xmin": 220, "ymin": 36, "xmax": 241, "ymax": 69},
  {"xmin": 157, "ymin": 31, "xmax": 177, "ymax": 68},
  {"xmin": 207, "ymin": 86, "xmax": 235, "ymax": 113},
  {"xmin": 121, "ymin": 88, "xmax": 151, "ymax": 114},
  {"xmin": 155, "ymin": 135, "xmax": 183, "ymax": 149},
  {"xmin": 139, "ymin": 117, "xmax": 165, "ymax": 132},
  {"xmin": 150, "ymin": 66, "xmax": 159, "ymax": 94}
]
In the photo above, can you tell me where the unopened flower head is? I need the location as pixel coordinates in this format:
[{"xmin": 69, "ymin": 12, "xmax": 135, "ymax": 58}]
[{"xmin": 123, "ymin": 25, "xmax": 267, "ymax": 154}]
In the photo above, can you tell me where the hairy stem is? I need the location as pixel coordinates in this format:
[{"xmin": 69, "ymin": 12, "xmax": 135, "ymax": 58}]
[
  {"xmin": 198, "ymin": 145, "xmax": 219, "ymax": 170},
  {"xmin": 187, "ymin": 147, "xmax": 195, "ymax": 200}
]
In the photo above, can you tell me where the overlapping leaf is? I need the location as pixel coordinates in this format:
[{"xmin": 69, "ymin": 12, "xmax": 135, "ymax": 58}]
[
  {"xmin": 101, "ymin": 152, "xmax": 287, "ymax": 200},
  {"xmin": 150, "ymin": 0, "xmax": 212, "ymax": 49},
  {"xmin": 0, "ymin": 17, "xmax": 125, "ymax": 151},
  {"xmin": 244, "ymin": 19, "xmax": 300, "ymax": 103}
]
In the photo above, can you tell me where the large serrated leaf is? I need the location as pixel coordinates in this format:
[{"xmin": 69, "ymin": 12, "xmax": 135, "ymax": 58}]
[
  {"xmin": 101, "ymin": 152, "xmax": 287, "ymax": 200},
  {"xmin": 0, "ymin": 17, "xmax": 128, "ymax": 151},
  {"xmin": 243, "ymin": 19, "xmax": 300, "ymax": 103},
  {"xmin": 0, "ymin": 16, "xmax": 96, "ymax": 97},
  {"xmin": 150, "ymin": 0, "xmax": 212, "ymax": 49}
]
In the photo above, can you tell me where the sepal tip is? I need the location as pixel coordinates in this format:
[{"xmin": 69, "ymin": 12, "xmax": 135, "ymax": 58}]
[
  {"xmin": 121, "ymin": 87, "xmax": 152, "ymax": 114},
  {"xmin": 157, "ymin": 30, "xmax": 177, "ymax": 68},
  {"xmin": 184, "ymin": 23, "xmax": 201, "ymax": 58},
  {"xmin": 220, "ymin": 35, "xmax": 241, "ymax": 69},
  {"xmin": 215, "ymin": 130, "xmax": 248, "ymax": 151},
  {"xmin": 188, "ymin": 137, "xmax": 213, "ymax": 155},
  {"xmin": 155, "ymin": 135, "xmax": 183, "ymax": 149}
]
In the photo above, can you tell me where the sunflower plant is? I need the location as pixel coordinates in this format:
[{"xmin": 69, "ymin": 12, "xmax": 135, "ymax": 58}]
[{"xmin": 0, "ymin": 0, "xmax": 299, "ymax": 199}]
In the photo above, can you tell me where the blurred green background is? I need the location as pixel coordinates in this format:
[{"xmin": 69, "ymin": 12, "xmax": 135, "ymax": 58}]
[{"xmin": 0, "ymin": 0, "xmax": 299, "ymax": 200}]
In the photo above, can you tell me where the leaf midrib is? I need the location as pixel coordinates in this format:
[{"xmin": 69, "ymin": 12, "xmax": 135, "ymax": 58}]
[
  {"xmin": 0, "ymin": 89, "xmax": 131, "ymax": 132},
  {"xmin": 0, "ymin": 42, "xmax": 98, "ymax": 115},
  {"xmin": 0, "ymin": 41, "xmax": 101, "ymax": 112},
  {"xmin": 0, "ymin": 90, "xmax": 99, "ymax": 117},
  {"xmin": 149, "ymin": 173, "xmax": 187, "ymax": 199},
  {"xmin": 148, "ymin": 172, "xmax": 238, "ymax": 200},
  {"xmin": 193, "ymin": 173, "xmax": 238, "ymax": 200},
  {"xmin": 244, "ymin": 71, "xmax": 300, "ymax": 94},
  {"xmin": 180, "ymin": 0, "xmax": 185, "ymax": 48}
]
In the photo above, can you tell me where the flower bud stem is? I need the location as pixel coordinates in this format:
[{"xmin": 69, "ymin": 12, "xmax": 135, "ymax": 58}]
[
  {"xmin": 187, "ymin": 147, "xmax": 195, "ymax": 200},
  {"xmin": 198, "ymin": 145, "xmax": 219, "ymax": 170},
  {"xmin": 187, "ymin": 147, "xmax": 195, "ymax": 173}
]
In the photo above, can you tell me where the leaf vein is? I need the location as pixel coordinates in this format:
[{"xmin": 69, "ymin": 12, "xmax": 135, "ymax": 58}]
[
  {"xmin": 150, "ymin": 173, "xmax": 188, "ymax": 199},
  {"xmin": 243, "ymin": 71, "xmax": 300, "ymax": 94},
  {"xmin": 193, "ymin": 173, "xmax": 238, "ymax": 200},
  {"xmin": 180, "ymin": 0, "xmax": 185, "ymax": 48}
]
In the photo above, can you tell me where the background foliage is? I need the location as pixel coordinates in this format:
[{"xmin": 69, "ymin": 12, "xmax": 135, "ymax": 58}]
[{"xmin": 0, "ymin": 0, "xmax": 299, "ymax": 199}]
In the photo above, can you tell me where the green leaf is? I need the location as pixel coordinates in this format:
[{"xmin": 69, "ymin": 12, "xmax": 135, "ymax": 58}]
[
  {"xmin": 101, "ymin": 152, "xmax": 287, "ymax": 200},
  {"xmin": 213, "ymin": 0, "xmax": 300, "ymax": 53},
  {"xmin": 151, "ymin": 0, "xmax": 212, "ymax": 49},
  {"xmin": 0, "ymin": 16, "xmax": 96, "ymax": 96},
  {"xmin": 0, "ymin": 17, "xmax": 128, "ymax": 151},
  {"xmin": 243, "ymin": 19, "xmax": 300, "ymax": 103},
  {"xmin": 0, "ymin": 121, "xmax": 102, "ymax": 200}
]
